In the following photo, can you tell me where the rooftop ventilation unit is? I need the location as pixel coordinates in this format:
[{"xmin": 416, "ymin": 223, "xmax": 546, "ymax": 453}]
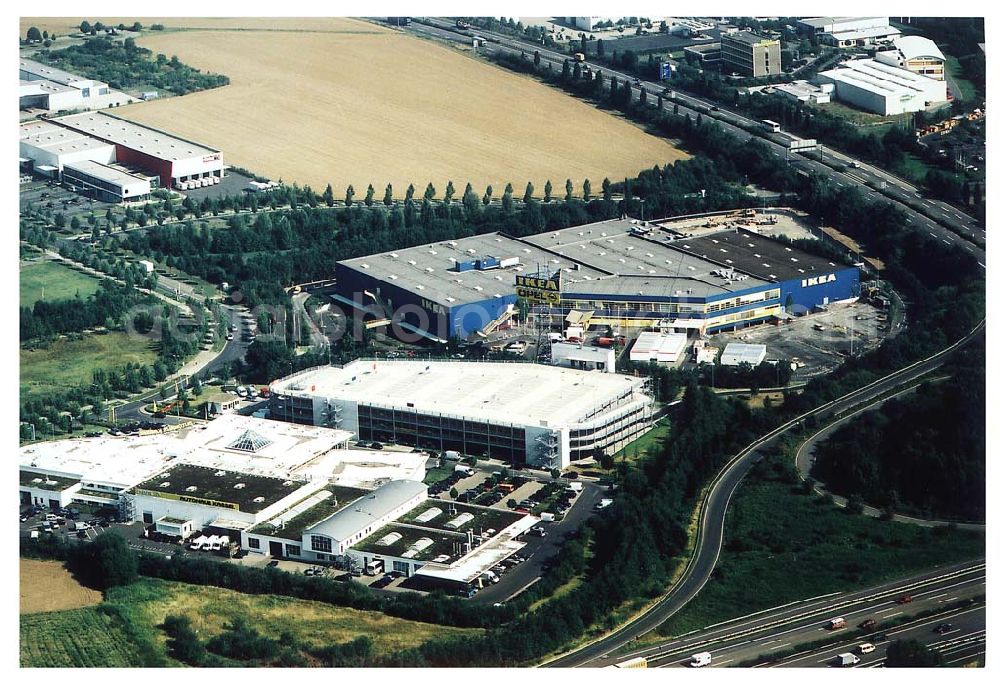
[
  {"xmin": 234, "ymin": 483, "xmax": 246, "ymax": 489},
  {"xmin": 186, "ymin": 486, "xmax": 198, "ymax": 492},
  {"xmin": 253, "ymin": 496, "xmax": 266, "ymax": 503}
]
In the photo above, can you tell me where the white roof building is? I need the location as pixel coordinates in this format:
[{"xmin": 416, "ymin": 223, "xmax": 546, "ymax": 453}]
[
  {"xmin": 269, "ymin": 360, "xmax": 654, "ymax": 469},
  {"xmin": 550, "ymin": 342, "xmax": 616, "ymax": 373},
  {"xmin": 875, "ymin": 36, "xmax": 946, "ymax": 80},
  {"xmin": 629, "ymin": 332, "xmax": 688, "ymax": 364},
  {"xmin": 818, "ymin": 58, "xmax": 948, "ymax": 115},
  {"xmin": 720, "ymin": 343, "xmax": 767, "ymax": 366}
]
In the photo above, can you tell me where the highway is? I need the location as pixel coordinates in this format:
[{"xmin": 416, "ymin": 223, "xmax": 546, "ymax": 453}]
[
  {"xmin": 403, "ymin": 19, "xmax": 985, "ymax": 265},
  {"xmin": 595, "ymin": 560, "xmax": 984, "ymax": 668},
  {"xmin": 544, "ymin": 313, "xmax": 983, "ymax": 666}
]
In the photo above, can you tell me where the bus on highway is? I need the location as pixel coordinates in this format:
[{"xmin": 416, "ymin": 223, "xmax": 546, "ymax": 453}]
[{"xmin": 761, "ymin": 119, "xmax": 781, "ymax": 133}]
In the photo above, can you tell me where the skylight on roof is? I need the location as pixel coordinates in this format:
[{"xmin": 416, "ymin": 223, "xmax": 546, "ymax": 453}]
[{"xmin": 228, "ymin": 429, "xmax": 272, "ymax": 453}]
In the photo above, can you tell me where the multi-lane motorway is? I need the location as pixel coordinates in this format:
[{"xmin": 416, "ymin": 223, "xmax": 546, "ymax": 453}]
[
  {"xmin": 392, "ymin": 25, "xmax": 988, "ymax": 664},
  {"xmin": 599, "ymin": 560, "xmax": 984, "ymax": 668},
  {"xmin": 402, "ymin": 19, "xmax": 985, "ymax": 267}
]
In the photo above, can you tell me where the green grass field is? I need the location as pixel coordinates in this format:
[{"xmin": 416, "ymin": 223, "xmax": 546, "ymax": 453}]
[
  {"xmin": 657, "ymin": 477, "xmax": 986, "ymax": 637},
  {"xmin": 618, "ymin": 420, "xmax": 671, "ymax": 464},
  {"xmin": 20, "ymin": 260, "xmax": 103, "ymax": 308},
  {"xmin": 21, "ymin": 576, "xmax": 478, "ymax": 667},
  {"xmin": 20, "ymin": 332, "xmax": 158, "ymax": 403},
  {"xmin": 423, "ymin": 464, "xmax": 454, "ymax": 486},
  {"xmin": 20, "ymin": 607, "xmax": 151, "ymax": 667},
  {"xmin": 944, "ymin": 55, "xmax": 980, "ymax": 101}
]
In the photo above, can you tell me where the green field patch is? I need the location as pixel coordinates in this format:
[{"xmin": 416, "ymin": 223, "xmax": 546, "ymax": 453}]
[
  {"xmin": 114, "ymin": 578, "xmax": 475, "ymax": 656},
  {"xmin": 20, "ymin": 332, "xmax": 158, "ymax": 403},
  {"xmin": 944, "ymin": 55, "xmax": 979, "ymax": 101},
  {"xmin": 20, "ymin": 260, "xmax": 103, "ymax": 308},
  {"xmin": 658, "ymin": 478, "xmax": 985, "ymax": 637},
  {"xmin": 20, "ymin": 606, "xmax": 151, "ymax": 667}
]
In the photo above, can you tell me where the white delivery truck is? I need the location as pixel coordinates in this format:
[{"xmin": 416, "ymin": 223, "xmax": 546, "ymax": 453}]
[
  {"xmin": 202, "ymin": 535, "xmax": 220, "ymax": 551},
  {"xmin": 568, "ymin": 482, "xmax": 583, "ymax": 493},
  {"xmin": 540, "ymin": 512, "xmax": 556, "ymax": 522},
  {"xmin": 836, "ymin": 653, "xmax": 860, "ymax": 667},
  {"xmin": 690, "ymin": 652, "xmax": 712, "ymax": 667},
  {"xmin": 189, "ymin": 535, "xmax": 206, "ymax": 550},
  {"xmin": 444, "ymin": 450, "xmax": 462, "ymax": 461},
  {"xmin": 454, "ymin": 464, "xmax": 474, "ymax": 476}
]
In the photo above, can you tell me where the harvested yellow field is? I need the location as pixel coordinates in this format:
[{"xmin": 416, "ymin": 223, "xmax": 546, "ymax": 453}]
[
  {"xmin": 20, "ymin": 559, "xmax": 102, "ymax": 614},
  {"xmin": 25, "ymin": 17, "xmax": 688, "ymax": 193}
]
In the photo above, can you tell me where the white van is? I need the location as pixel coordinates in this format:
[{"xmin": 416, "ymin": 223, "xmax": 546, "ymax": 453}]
[
  {"xmin": 690, "ymin": 652, "xmax": 712, "ymax": 667},
  {"xmin": 856, "ymin": 642, "xmax": 876, "ymax": 655}
]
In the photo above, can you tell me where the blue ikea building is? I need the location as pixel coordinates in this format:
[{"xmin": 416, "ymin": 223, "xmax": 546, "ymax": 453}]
[{"xmin": 334, "ymin": 218, "xmax": 859, "ymax": 341}]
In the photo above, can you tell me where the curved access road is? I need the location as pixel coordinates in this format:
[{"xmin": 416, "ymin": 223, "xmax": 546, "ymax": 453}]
[
  {"xmin": 544, "ymin": 317, "xmax": 984, "ymax": 668},
  {"xmin": 794, "ymin": 381, "xmax": 985, "ymax": 532}
]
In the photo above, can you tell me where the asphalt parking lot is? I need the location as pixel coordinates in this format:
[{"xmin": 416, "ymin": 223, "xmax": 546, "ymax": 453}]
[
  {"xmin": 20, "ymin": 180, "xmax": 112, "ymax": 224},
  {"xmin": 180, "ymin": 170, "xmax": 255, "ymax": 202},
  {"xmin": 711, "ymin": 302, "xmax": 887, "ymax": 379}
]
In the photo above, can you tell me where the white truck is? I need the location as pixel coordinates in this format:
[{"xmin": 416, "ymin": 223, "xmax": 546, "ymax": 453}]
[
  {"xmin": 568, "ymin": 481, "xmax": 583, "ymax": 493},
  {"xmin": 454, "ymin": 464, "xmax": 474, "ymax": 476},
  {"xmin": 444, "ymin": 450, "xmax": 462, "ymax": 461},
  {"xmin": 189, "ymin": 535, "xmax": 206, "ymax": 550},
  {"xmin": 202, "ymin": 535, "xmax": 220, "ymax": 551},
  {"xmin": 690, "ymin": 652, "xmax": 712, "ymax": 667},
  {"xmin": 836, "ymin": 653, "xmax": 860, "ymax": 667}
]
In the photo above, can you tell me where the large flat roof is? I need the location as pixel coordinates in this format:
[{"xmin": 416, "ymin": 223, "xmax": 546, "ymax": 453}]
[
  {"xmin": 131, "ymin": 463, "xmax": 306, "ymax": 514},
  {"xmin": 20, "ymin": 58, "xmax": 103, "ymax": 88},
  {"xmin": 249, "ymin": 484, "xmax": 369, "ymax": 538},
  {"xmin": 64, "ymin": 160, "xmax": 149, "ymax": 187},
  {"xmin": 272, "ymin": 359, "xmax": 649, "ymax": 428},
  {"xmin": 18, "ymin": 414, "xmax": 354, "ymax": 489},
  {"xmin": 20, "ymin": 119, "xmax": 114, "ymax": 156},
  {"xmin": 338, "ymin": 219, "xmax": 848, "ymax": 309},
  {"xmin": 820, "ymin": 59, "xmax": 942, "ymax": 97},
  {"xmin": 670, "ymin": 229, "xmax": 848, "ymax": 283},
  {"xmin": 353, "ymin": 522, "xmax": 463, "ymax": 564},
  {"xmin": 20, "ymin": 470, "xmax": 81, "ymax": 492},
  {"xmin": 339, "ymin": 232, "xmax": 555, "ymax": 308},
  {"xmin": 51, "ymin": 112, "xmax": 220, "ymax": 161},
  {"xmin": 305, "ymin": 479, "xmax": 427, "ymax": 541}
]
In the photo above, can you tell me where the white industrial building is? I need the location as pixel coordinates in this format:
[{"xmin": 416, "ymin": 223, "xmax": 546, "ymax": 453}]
[
  {"xmin": 18, "ymin": 414, "xmax": 430, "ymax": 517},
  {"xmin": 550, "ymin": 342, "xmax": 616, "ymax": 373},
  {"xmin": 62, "ymin": 160, "xmax": 151, "ymax": 203},
  {"xmin": 45, "ymin": 112, "xmax": 225, "ymax": 190},
  {"xmin": 875, "ymin": 36, "xmax": 946, "ymax": 80},
  {"xmin": 19, "ymin": 58, "xmax": 118, "ymax": 112},
  {"xmin": 817, "ymin": 59, "xmax": 948, "ymax": 115},
  {"xmin": 720, "ymin": 343, "xmax": 767, "ymax": 366},
  {"xmin": 268, "ymin": 360, "xmax": 654, "ymax": 469},
  {"xmin": 629, "ymin": 332, "xmax": 688, "ymax": 364},
  {"xmin": 797, "ymin": 17, "xmax": 901, "ymax": 47},
  {"xmin": 773, "ymin": 80, "xmax": 833, "ymax": 104},
  {"xmin": 20, "ymin": 119, "xmax": 115, "ymax": 176}
]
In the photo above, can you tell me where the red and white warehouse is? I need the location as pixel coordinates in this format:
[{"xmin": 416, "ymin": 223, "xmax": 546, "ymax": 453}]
[{"xmin": 45, "ymin": 112, "xmax": 225, "ymax": 190}]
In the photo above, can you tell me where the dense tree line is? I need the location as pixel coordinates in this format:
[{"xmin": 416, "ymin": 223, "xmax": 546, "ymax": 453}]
[
  {"xmin": 813, "ymin": 344, "xmax": 985, "ymax": 521},
  {"xmin": 20, "ymin": 278, "xmax": 150, "ymax": 341},
  {"xmin": 34, "ymin": 36, "xmax": 229, "ymax": 95}
]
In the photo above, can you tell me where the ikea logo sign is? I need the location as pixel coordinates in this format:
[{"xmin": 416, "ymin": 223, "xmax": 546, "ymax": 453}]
[
  {"xmin": 801, "ymin": 273, "xmax": 837, "ymax": 288},
  {"xmin": 515, "ymin": 275, "xmax": 560, "ymax": 291}
]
